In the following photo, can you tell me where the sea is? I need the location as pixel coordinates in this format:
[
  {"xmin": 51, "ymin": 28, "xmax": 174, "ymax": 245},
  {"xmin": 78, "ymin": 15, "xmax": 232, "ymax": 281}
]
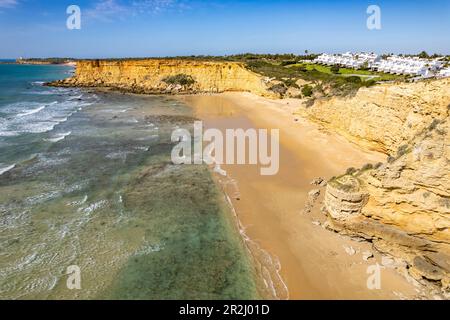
[{"xmin": 0, "ymin": 62, "xmax": 260, "ymax": 299}]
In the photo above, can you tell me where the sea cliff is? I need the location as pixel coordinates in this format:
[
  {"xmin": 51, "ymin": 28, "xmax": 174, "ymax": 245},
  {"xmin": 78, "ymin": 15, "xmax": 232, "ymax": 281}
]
[
  {"xmin": 48, "ymin": 59, "xmax": 277, "ymax": 98},
  {"xmin": 296, "ymin": 78, "xmax": 450, "ymax": 154},
  {"xmin": 300, "ymin": 79, "xmax": 450, "ymax": 291}
]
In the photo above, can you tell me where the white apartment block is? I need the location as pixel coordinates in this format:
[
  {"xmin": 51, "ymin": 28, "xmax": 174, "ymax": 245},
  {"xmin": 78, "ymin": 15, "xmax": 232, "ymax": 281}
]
[
  {"xmin": 437, "ymin": 67, "xmax": 450, "ymax": 78},
  {"xmin": 372, "ymin": 56, "xmax": 443, "ymax": 77},
  {"xmin": 313, "ymin": 52, "xmax": 446, "ymax": 77},
  {"xmin": 314, "ymin": 52, "xmax": 380, "ymax": 69}
]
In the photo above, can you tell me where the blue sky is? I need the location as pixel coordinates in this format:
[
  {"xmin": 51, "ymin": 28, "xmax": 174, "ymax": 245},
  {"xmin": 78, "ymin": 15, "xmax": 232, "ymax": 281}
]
[{"xmin": 0, "ymin": 0, "xmax": 449, "ymax": 58}]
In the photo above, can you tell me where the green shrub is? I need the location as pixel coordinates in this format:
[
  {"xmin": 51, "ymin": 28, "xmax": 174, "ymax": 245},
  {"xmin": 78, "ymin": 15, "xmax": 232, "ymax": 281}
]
[
  {"xmin": 397, "ymin": 145, "xmax": 409, "ymax": 157},
  {"xmin": 345, "ymin": 76, "xmax": 362, "ymax": 83},
  {"xmin": 387, "ymin": 156, "xmax": 396, "ymax": 163},
  {"xmin": 428, "ymin": 119, "xmax": 441, "ymax": 131},
  {"xmin": 301, "ymin": 84, "xmax": 313, "ymax": 97},
  {"xmin": 374, "ymin": 162, "xmax": 383, "ymax": 169},
  {"xmin": 294, "ymin": 65, "xmax": 307, "ymax": 72},
  {"xmin": 363, "ymin": 79, "xmax": 377, "ymax": 87},
  {"xmin": 282, "ymin": 78, "xmax": 299, "ymax": 88},
  {"xmin": 346, "ymin": 167, "xmax": 357, "ymax": 175},
  {"xmin": 330, "ymin": 65, "xmax": 340, "ymax": 74},
  {"xmin": 162, "ymin": 74, "xmax": 195, "ymax": 86},
  {"xmin": 269, "ymin": 83, "xmax": 288, "ymax": 94},
  {"xmin": 280, "ymin": 60, "xmax": 298, "ymax": 66},
  {"xmin": 361, "ymin": 163, "xmax": 374, "ymax": 171}
]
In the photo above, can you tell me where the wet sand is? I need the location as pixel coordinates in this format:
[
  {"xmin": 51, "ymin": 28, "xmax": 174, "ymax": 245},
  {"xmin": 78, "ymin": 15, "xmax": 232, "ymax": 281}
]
[{"xmin": 179, "ymin": 92, "xmax": 418, "ymax": 300}]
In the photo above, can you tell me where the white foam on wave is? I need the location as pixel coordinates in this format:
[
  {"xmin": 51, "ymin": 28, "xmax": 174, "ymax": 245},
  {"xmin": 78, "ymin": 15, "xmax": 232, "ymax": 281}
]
[
  {"xmin": 0, "ymin": 164, "xmax": 15, "ymax": 175},
  {"xmin": 0, "ymin": 131, "xmax": 19, "ymax": 137},
  {"xmin": 68, "ymin": 94, "xmax": 83, "ymax": 101},
  {"xmin": 52, "ymin": 116, "xmax": 68, "ymax": 123},
  {"xmin": 16, "ymin": 106, "xmax": 46, "ymax": 118},
  {"xmin": 134, "ymin": 146, "xmax": 150, "ymax": 152},
  {"xmin": 0, "ymin": 98, "xmax": 87, "ymax": 136},
  {"xmin": 78, "ymin": 200, "xmax": 108, "ymax": 214},
  {"xmin": 24, "ymin": 91, "xmax": 55, "ymax": 96},
  {"xmin": 15, "ymin": 101, "xmax": 57, "ymax": 118},
  {"xmin": 134, "ymin": 242, "xmax": 165, "ymax": 256},
  {"xmin": 223, "ymin": 186, "xmax": 290, "ymax": 300},
  {"xmin": 67, "ymin": 195, "xmax": 88, "ymax": 207},
  {"xmin": 45, "ymin": 131, "xmax": 72, "ymax": 143}
]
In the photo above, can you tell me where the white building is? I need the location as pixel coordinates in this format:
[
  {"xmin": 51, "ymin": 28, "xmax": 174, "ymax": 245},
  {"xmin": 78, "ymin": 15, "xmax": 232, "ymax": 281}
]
[
  {"xmin": 313, "ymin": 52, "xmax": 380, "ymax": 69},
  {"xmin": 437, "ymin": 67, "xmax": 450, "ymax": 78},
  {"xmin": 371, "ymin": 55, "xmax": 444, "ymax": 77},
  {"xmin": 313, "ymin": 52, "xmax": 446, "ymax": 77}
]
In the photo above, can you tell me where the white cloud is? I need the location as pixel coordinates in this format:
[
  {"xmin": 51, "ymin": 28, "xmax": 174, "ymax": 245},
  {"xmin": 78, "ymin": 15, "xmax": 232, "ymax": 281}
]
[
  {"xmin": 132, "ymin": 0, "xmax": 177, "ymax": 14},
  {"xmin": 86, "ymin": 0, "xmax": 186, "ymax": 21},
  {"xmin": 85, "ymin": 0, "xmax": 130, "ymax": 21},
  {"xmin": 0, "ymin": 0, "xmax": 18, "ymax": 8}
]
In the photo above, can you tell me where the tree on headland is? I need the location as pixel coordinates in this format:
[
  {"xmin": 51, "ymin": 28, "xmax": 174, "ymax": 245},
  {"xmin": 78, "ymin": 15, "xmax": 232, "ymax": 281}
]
[{"xmin": 418, "ymin": 51, "xmax": 430, "ymax": 59}]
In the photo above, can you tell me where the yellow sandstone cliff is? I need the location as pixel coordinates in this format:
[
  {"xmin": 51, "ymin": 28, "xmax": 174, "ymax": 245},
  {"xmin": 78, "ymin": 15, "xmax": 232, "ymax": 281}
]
[
  {"xmin": 50, "ymin": 59, "xmax": 278, "ymax": 98},
  {"xmin": 307, "ymin": 79, "xmax": 450, "ymax": 291},
  {"xmin": 297, "ymin": 79, "xmax": 450, "ymax": 154}
]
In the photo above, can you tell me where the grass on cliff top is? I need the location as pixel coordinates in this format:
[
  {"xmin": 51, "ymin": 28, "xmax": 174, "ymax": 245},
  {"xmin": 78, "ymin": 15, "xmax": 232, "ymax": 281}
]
[
  {"xmin": 243, "ymin": 60, "xmax": 378, "ymax": 97},
  {"xmin": 287, "ymin": 63, "xmax": 405, "ymax": 81}
]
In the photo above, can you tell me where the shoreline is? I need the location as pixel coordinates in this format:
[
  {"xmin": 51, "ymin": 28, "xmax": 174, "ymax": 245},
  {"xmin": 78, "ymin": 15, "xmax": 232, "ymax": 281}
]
[{"xmin": 179, "ymin": 92, "xmax": 422, "ymax": 300}]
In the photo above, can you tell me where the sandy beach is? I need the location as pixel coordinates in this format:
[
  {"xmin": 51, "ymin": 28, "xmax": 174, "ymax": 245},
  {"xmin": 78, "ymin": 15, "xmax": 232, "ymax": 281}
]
[{"xmin": 179, "ymin": 92, "xmax": 419, "ymax": 300}]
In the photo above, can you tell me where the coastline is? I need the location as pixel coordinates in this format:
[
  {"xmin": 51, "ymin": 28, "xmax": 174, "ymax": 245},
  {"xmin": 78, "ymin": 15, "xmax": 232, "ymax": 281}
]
[{"xmin": 179, "ymin": 92, "xmax": 421, "ymax": 299}]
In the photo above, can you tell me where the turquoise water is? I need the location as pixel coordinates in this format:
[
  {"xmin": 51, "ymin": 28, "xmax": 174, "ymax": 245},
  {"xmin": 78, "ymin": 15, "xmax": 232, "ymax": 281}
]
[{"xmin": 0, "ymin": 64, "xmax": 259, "ymax": 299}]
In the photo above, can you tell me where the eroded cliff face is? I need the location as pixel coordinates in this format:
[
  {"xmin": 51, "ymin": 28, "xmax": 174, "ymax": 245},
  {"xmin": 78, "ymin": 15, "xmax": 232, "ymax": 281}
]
[
  {"xmin": 315, "ymin": 79, "xmax": 450, "ymax": 292},
  {"xmin": 297, "ymin": 79, "xmax": 450, "ymax": 154},
  {"xmin": 49, "ymin": 59, "xmax": 278, "ymax": 98}
]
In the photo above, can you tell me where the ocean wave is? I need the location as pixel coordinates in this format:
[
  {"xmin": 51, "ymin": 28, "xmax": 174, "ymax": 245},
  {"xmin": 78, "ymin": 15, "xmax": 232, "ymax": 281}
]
[
  {"xmin": 68, "ymin": 94, "xmax": 83, "ymax": 101},
  {"xmin": 134, "ymin": 242, "xmax": 165, "ymax": 256},
  {"xmin": 0, "ymin": 164, "xmax": 15, "ymax": 175},
  {"xmin": 0, "ymin": 99, "xmax": 87, "ymax": 137},
  {"xmin": 24, "ymin": 91, "xmax": 55, "ymax": 96},
  {"xmin": 14, "ymin": 101, "xmax": 57, "ymax": 118},
  {"xmin": 52, "ymin": 116, "xmax": 68, "ymax": 123},
  {"xmin": 67, "ymin": 195, "xmax": 88, "ymax": 207},
  {"xmin": 78, "ymin": 200, "xmax": 108, "ymax": 214},
  {"xmin": 224, "ymin": 191, "xmax": 290, "ymax": 300},
  {"xmin": 134, "ymin": 146, "xmax": 150, "ymax": 152},
  {"xmin": 0, "ymin": 131, "xmax": 19, "ymax": 137},
  {"xmin": 45, "ymin": 131, "xmax": 71, "ymax": 143},
  {"xmin": 25, "ymin": 191, "xmax": 61, "ymax": 206},
  {"xmin": 16, "ymin": 106, "xmax": 46, "ymax": 118}
]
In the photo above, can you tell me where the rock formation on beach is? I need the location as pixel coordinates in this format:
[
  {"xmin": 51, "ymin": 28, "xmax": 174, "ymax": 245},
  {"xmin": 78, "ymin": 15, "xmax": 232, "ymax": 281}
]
[{"xmin": 313, "ymin": 79, "xmax": 450, "ymax": 293}]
